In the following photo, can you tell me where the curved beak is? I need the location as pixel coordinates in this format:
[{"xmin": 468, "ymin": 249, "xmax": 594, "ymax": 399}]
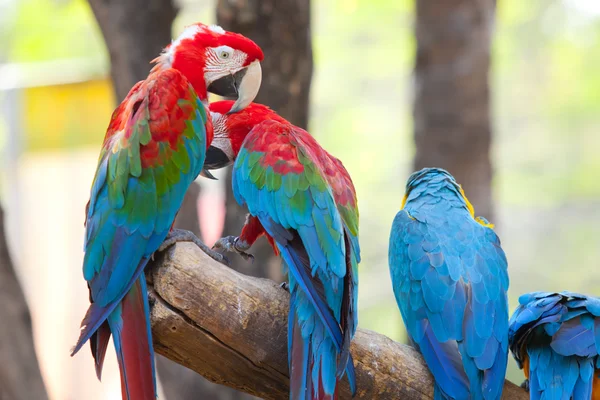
[
  {"xmin": 229, "ymin": 61, "xmax": 261, "ymax": 113},
  {"xmin": 207, "ymin": 61, "xmax": 262, "ymax": 113},
  {"xmin": 200, "ymin": 145, "xmax": 233, "ymax": 180},
  {"xmin": 199, "ymin": 169, "xmax": 218, "ymax": 180}
]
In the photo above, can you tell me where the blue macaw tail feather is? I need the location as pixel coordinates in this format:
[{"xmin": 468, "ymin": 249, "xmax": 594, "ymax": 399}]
[
  {"xmin": 345, "ymin": 354, "xmax": 357, "ymax": 395},
  {"xmin": 289, "ymin": 289, "xmax": 313, "ymax": 400},
  {"xmin": 289, "ymin": 279, "xmax": 338, "ymax": 400},
  {"xmin": 107, "ymin": 276, "xmax": 156, "ymax": 400},
  {"xmin": 416, "ymin": 323, "xmax": 470, "ymax": 400},
  {"xmin": 481, "ymin": 339, "xmax": 508, "ymax": 400},
  {"xmin": 276, "ymin": 239, "xmax": 356, "ymax": 397},
  {"xmin": 71, "ymin": 256, "xmax": 150, "ymax": 357},
  {"xmin": 433, "ymin": 383, "xmax": 451, "ymax": 400},
  {"xmin": 527, "ymin": 346, "xmax": 582, "ymax": 400}
]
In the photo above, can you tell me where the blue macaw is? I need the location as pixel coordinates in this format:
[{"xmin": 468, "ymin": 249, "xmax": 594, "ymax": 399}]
[
  {"xmin": 388, "ymin": 167, "xmax": 510, "ymax": 400},
  {"xmin": 509, "ymin": 291, "xmax": 600, "ymax": 400}
]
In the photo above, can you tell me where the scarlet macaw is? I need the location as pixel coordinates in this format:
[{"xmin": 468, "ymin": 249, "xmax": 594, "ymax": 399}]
[
  {"xmin": 71, "ymin": 24, "xmax": 263, "ymax": 400},
  {"xmin": 509, "ymin": 291, "xmax": 600, "ymax": 399},
  {"xmin": 388, "ymin": 168, "xmax": 509, "ymax": 400},
  {"xmin": 204, "ymin": 101, "xmax": 359, "ymax": 400}
]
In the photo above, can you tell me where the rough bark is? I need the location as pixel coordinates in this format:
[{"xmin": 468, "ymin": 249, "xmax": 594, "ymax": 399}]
[
  {"xmin": 87, "ymin": 2, "xmax": 231, "ymax": 397},
  {"xmin": 217, "ymin": 0, "xmax": 313, "ymax": 280},
  {"xmin": 0, "ymin": 205, "xmax": 49, "ymax": 400},
  {"xmin": 147, "ymin": 242, "xmax": 527, "ymax": 400},
  {"xmin": 413, "ymin": 0, "xmax": 496, "ymax": 220}
]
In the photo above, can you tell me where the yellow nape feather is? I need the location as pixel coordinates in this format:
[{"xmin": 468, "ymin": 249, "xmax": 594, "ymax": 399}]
[
  {"xmin": 459, "ymin": 185, "xmax": 495, "ymax": 228},
  {"xmin": 400, "ymin": 193, "xmax": 408, "ymax": 210},
  {"xmin": 475, "ymin": 216, "xmax": 495, "ymax": 229}
]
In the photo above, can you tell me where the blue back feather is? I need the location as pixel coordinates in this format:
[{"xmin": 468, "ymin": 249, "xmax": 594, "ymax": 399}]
[
  {"xmin": 389, "ymin": 168, "xmax": 510, "ymax": 400},
  {"xmin": 509, "ymin": 291, "xmax": 600, "ymax": 400}
]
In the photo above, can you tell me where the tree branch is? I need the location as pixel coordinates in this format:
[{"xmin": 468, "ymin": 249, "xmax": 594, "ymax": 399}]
[{"xmin": 147, "ymin": 243, "xmax": 527, "ymax": 400}]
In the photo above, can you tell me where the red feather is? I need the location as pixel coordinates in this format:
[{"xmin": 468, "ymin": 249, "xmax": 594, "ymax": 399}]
[
  {"xmin": 212, "ymin": 100, "xmax": 358, "ymax": 210},
  {"xmin": 118, "ymin": 279, "xmax": 155, "ymax": 400},
  {"xmin": 100, "ymin": 69, "xmax": 214, "ymax": 169}
]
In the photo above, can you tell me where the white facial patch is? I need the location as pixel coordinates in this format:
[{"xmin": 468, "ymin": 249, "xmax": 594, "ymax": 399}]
[
  {"xmin": 204, "ymin": 46, "xmax": 247, "ymax": 84},
  {"xmin": 210, "ymin": 112, "xmax": 235, "ymax": 160}
]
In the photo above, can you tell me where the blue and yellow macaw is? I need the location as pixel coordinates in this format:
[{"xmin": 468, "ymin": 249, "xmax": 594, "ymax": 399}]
[
  {"xmin": 509, "ymin": 291, "xmax": 600, "ymax": 400},
  {"xmin": 388, "ymin": 168, "xmax": 510, "ymax": 400}
]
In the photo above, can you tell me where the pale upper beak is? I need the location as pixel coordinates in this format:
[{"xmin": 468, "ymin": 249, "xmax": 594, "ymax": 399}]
[
  {"xmin": 206, "ymin": 60, "xmax": 262, "ymax": 114},
  {"xmin": 229, "ymin": 60, "xmax": 261, "ymax": 113}
]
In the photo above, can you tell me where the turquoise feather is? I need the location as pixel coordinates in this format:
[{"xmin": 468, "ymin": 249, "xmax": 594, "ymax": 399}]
[{"xmin": 389, "ymin": 168, "xmax": 509, "ymax": 400}]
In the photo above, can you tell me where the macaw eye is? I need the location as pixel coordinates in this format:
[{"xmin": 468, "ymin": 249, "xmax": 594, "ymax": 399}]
[{"xmin": 219, "ymin": 50, "xmax": 231, "ymax": 59}]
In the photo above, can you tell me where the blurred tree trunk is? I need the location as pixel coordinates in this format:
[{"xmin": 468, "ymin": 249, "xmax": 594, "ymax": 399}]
[
  {"xmin": 88, "ymin": 1, "xmax": 241, "ymax": 398},
  {"xmin": 413, "ymin": 0, "xmax": 496, "ymax": 220},
  {"xmin": 0, "ymin": 205, "xmax": 49, "ymax": 400},
  {"xmin": 217, "ymin": 0, "xmax": 313, "ymax": 280},
  {"xmin": 87, "ymin": 0, "xmax": 177, "ymax": 101}
]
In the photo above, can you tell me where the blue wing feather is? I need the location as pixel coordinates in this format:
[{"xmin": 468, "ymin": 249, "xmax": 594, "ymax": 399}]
[
  {"xmin": 509, "ymin": 291, "xmax": 600, "ymax": 400},
  {"xmin": 73, "ymin": 75, "xmax": 208, "ymax": 380},
  {"xmin": 389, "ymin": 187, "xmax": 509, "ymax": 400},
  {"xmin": 232, "ymin": 123, "xmax": 358, "ymax": 398}
]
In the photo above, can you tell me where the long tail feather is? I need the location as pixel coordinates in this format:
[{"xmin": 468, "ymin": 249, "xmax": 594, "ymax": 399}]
[
  {"xmin": 90, "ymin": 321, "xmax": 112, "ymax": 380},
  {"xmin": 107, "ymin": 276, "xmax": 156, "ymax": 400},
  {"xmin": 289, "ymin": 280, "xmax": 339, "ymax": 400},
  {"xmin": 71, "ymin": 257, "xmax": 150, "ymax": 356},
  {"xmin": 290, "ymin": 298, "xmax": 311, "ymax": 400}
]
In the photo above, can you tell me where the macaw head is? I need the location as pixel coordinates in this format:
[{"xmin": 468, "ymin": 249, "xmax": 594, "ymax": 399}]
[
  {"xmin": 401, "ymin": 167, "xmax": 472, "ymax": 210},
  {"xmin": 201, "ymin": 100, "xmax": 287, "ymax": 174},
  {"xmin": 401, "ymin": 168, "xmax": 490, "ymax": 225},
  {"xmin": 155, "ymin": 23, "xmax": 263, "ymax": 113}
]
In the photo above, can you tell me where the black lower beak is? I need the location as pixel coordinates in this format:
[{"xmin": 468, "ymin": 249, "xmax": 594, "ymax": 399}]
[
  {"xmin": 207, "ymin": 68, "xmax": 248, "ymax": 99},
  {"xmin": 203, "ymin": 145, "xmax": 232, "ymax": 173}
]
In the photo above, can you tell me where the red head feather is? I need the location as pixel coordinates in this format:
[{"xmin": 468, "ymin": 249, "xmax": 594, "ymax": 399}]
[
  {"xmin": 155, "ymin": 24, "xmax": 264, "ymax": 101},
  {"xmin": 209, "ymin": 100, "xmax": 288, "ymax": 156}
]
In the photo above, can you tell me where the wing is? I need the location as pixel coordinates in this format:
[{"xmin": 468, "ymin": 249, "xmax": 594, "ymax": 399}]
[
  {"xmin": 74, "ymin": 68, "xmax": 210, "ymax": 352},
  {"xmin": 323, "ymin": 155, "xmax": 360, "ymax": 375},
  {"xmin": 389, "ymin": 209, "xmax": 509, "ymax": 400},
  {"xmin": 231, "ymin": 120, "xmax": 350, "ymax": 355},
  {"xmin": 508, "ymin": 292, "xmax": 600, "ymax": 400}
]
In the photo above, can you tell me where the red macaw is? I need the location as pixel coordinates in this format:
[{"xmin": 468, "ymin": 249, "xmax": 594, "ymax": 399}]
[
  {"xmin": 204, "ymin": 101, "xmax": 360, "ymax": 400},
  {"xmin": 70, "ymin": 24, "xmax": 263, "ymax": 400}
]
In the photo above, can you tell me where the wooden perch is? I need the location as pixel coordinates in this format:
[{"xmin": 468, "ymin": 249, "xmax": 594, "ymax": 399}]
[{"xmin": 147, "ymin": 243, "xmax": 527, "ymax": 400}]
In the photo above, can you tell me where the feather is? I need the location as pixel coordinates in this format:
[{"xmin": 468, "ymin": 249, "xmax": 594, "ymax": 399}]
[
  {"xmin": 389, "ymin": 168, "xmax": 509, "ymax": 400},
  {"xmin": 509, "ymin": 291, "xmax": 600, "ymax": 400},
  {"xmin": 74, "ymin": 68, "xmax": 211, "ymax": 400}
]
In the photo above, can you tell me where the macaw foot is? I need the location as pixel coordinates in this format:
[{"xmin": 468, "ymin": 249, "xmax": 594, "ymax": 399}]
[
  {"xmin": 212, "ymin": 236, "xmax": 255, "ymax": 263},
  {"xmin": 520, "ymin": 379, "xmax": 529, "ymax": 392},
  {"xmin": 158, "ymin": 229, "xmax": 229, "ymax": 266},
  {"xmin": 279, "ymin": 282, "xmax": 289, "ymax": 292}
]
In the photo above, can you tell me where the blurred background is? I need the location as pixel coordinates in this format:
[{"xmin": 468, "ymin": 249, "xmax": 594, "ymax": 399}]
[{"xmin": 0, "ymin": 0, "xmax": 599, "ymax": 399}]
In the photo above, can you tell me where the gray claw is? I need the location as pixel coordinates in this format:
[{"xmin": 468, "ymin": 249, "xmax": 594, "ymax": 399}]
[
  {"xmin": 279, "ymin": 282, "xmax": 289, "ymax": 292},
  {"xmin": 212, "ymin": 235, "xmax": 254, "ymax": 263},
  {"xmin": 520, "ymin": 379, "xmax": 529, "ymax": 392},
  {"xmin": 158, "ymin": 229, "xmax": 230, "ymax": 266}
]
